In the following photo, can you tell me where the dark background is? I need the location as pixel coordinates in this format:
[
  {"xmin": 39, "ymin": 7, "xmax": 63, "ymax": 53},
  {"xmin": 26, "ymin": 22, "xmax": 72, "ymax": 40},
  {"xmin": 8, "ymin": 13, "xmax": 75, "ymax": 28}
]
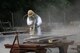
[{"xmin": 0, "ymin": 0, "xmax": 80, "ymax": 31}]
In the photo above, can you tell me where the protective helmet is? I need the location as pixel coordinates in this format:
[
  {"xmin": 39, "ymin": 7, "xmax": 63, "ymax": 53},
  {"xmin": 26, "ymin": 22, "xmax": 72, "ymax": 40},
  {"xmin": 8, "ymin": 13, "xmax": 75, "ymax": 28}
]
[{"xmin": 28, "ymin": 10, "xmax": 35, "ymax": 17}]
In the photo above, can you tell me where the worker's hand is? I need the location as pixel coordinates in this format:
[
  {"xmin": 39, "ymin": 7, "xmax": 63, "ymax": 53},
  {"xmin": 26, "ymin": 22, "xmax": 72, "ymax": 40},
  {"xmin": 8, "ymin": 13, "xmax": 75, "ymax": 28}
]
[{"xmin": 28, "ymin": 22, "xmax": 34, "ymax": 27}]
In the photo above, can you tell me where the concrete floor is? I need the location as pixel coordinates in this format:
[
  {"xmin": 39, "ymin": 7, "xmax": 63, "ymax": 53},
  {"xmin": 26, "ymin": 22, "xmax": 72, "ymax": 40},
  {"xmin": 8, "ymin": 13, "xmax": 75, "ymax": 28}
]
[{"xmin": 1, "ymin": 22, "xmax": 80, "ymax": 53}]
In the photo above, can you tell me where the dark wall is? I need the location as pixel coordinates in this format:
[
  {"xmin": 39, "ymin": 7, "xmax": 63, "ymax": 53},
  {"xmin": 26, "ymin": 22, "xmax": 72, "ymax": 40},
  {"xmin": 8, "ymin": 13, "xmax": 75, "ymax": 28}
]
[{"xmin": 13, "ymin": 0, "xmax": 80, "ymax": 27}]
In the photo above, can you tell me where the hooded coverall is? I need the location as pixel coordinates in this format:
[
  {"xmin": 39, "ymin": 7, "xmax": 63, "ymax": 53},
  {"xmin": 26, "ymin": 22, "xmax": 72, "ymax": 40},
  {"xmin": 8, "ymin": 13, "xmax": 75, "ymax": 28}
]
[{"xmin": 27, "ymin": 15, "xmax": 42, "ymax": 36}]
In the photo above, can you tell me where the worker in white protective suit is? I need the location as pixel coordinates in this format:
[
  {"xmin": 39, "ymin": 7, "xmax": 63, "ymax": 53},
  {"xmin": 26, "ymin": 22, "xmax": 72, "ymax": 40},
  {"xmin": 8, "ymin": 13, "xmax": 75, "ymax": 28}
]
[{"xmin": 26, "ymin": 10, "xmax": 42, "ymax": 36}]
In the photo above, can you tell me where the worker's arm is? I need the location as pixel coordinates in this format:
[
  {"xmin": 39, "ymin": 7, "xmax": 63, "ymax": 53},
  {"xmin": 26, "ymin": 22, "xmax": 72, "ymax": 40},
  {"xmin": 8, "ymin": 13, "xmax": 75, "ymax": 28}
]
[
  {"xmin": 27, "ymin": 17, "xmax": 33, "ymax": 25},
  {"xmin": 36, "ymin": 15, "xmax": 42, "ymax": 27}
]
